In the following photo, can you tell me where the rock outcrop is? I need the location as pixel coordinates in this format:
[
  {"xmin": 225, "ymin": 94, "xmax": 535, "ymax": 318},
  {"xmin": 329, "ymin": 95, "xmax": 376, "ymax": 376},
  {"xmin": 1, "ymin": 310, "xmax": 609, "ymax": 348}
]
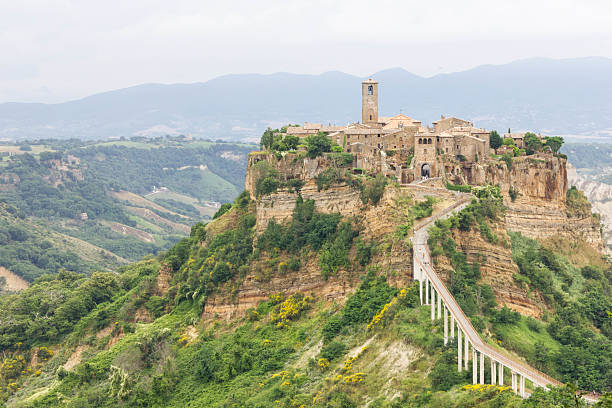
[{"xmin": 204, "ymin": 152, "xmax": 605, "ymax": 321}]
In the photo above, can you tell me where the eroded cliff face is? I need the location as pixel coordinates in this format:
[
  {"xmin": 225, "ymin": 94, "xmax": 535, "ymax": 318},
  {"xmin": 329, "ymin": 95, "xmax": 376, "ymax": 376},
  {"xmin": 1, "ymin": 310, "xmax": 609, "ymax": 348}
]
[
  {"xmin": 483, "ymin": 155, "xmax": 603, "ymax": 252},
  {"xmin": 204, "ymin": 153, "xmax": 605, "ymax": 321},
  {"xmin": 204, "ymin": 183, "xmax": 469, "ymax": 320},
  {"xmin": 435, "ymin": 226, "xmax": 545, "ymax": 318},
  {"xmin": 568, "ymin": 164, "xmax": 612, "ymax": 254}
]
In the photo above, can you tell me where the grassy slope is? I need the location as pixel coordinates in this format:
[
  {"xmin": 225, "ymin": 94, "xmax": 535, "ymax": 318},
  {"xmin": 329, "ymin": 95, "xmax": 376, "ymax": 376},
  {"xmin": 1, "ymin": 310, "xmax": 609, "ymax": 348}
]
[{"xmin": 0, "ymin": 184, "xmax": 608, "ymax": 406}]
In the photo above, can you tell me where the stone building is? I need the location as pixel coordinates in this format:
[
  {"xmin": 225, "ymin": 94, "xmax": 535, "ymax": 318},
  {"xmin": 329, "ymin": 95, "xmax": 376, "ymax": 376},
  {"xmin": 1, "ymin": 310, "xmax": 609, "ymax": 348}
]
[{"xmin": 287, "ymin": 79, "xmax": 493, "ymax": 183}]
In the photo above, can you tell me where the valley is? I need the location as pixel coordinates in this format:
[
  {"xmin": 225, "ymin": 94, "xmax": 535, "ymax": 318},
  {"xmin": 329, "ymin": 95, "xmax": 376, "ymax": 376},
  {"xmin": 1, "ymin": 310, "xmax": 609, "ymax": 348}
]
[{"xmin": 0, "ymin": 136, "xmax": 256, "ymax": 286}]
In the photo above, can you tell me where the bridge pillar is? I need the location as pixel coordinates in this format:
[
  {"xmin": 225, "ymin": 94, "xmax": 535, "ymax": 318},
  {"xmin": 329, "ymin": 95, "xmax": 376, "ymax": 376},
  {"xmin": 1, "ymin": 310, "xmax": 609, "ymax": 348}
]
[
  {"xmin": 511, "ymin": 372, "xmax": 517, "ymax": 393},
  {"xmin": 457, "ymin": 329, "xmax": 462, "ymax": 372},
  {"xmin": 464, "ymin": 337, "xmax": 469, "ymax": 370},
  {"xmin": 443, "ymin": 306, "xmax": 448, "ymax": 345},
  {"xmin": 479, "ymin": 352, "xmax": 484, "ymax": 384},
  {"xmin": 430, "ymin": 287, "xmax": 435, "ymax": 321},
  {"xmin": 437, "ymin": 290, "xmax": 441, "ymax": 320},
  {"xmin": 472, "ymin": 349, "xmax": 477, "ymax": 384},
  {"xmin": 419, "ymin": 279, "xmax": 423, "ymax": 305},
  {"xmin": 498, "ymin": 363, "xmax": 503, "ymax": 385},
  {"xmin": 450, "ymin": 315, "xmax": 455, "ymax": 339},
  {"xmin": 491, "ymin": 359, "xmax": 496, "ymax": 384},
  {"xmin": 425, "ymin": 278, "xmax": 429, "ymax": 305},
  {"xmin": 520, "ymin": 375, "xmax": 526, "ymax": 398}
]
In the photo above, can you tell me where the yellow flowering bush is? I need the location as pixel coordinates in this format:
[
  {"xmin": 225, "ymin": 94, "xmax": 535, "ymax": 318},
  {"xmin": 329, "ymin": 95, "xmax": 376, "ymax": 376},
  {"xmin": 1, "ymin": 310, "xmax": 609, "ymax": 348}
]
[
  {"xmin": 343, "ymin": 372, "xmax": 365, "ymax": 384},
  {"xmin": 462, "ymin": 384, "xmax": 512, "ymax": 393},
  {"xmin": 367, "ymin": 289, "xmax": 408, "ymax": 330},
  {"xmin": 317, "ymin": 358, "xmax": 330, "ymax": 370},
  {"xmin": 37, "ymin": 346, "xmax": 54, "ymax": 361},
  {"xmin": 269, "ymin": 293, "xmax": 312, "ymax": 328}
]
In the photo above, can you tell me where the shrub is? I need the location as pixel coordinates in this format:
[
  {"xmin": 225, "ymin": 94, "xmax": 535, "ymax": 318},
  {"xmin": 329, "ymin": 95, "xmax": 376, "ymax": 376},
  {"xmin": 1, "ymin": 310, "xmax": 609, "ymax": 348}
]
[
  {"xmin": 322, "ymin": 316, "xmax": 343, "ymax": 342},
  {"xmin": 355, "ymin": 238, "xmax": 375, "ymax": 266},
  {"xmin": 252, "ymin": 160, "xmax": 280, "ymax": 197},
  {"xmin": 446, "ymin": 182, "xmax": 471, "ymax": 193},
  {"xmin": 361, "ymin": 174, "xmax": 387, "ymax": 205},
  {"xmin": 491, "ymin": 306, "xmax": 520, "ymax": 324},
  {"xmin": 508, "ymin": 187, "xmax": 518, "ymax": 202},
  {"xmin": 213, "ymin": 203, "xmax": 232, "ymax": 219},
  {"xmin": 429, "ymin": 346, "xmax": 467, "ymax": 390},
  {"xmin": 316, "ymin": 167, "xmax": 345, "ymax": 191},
  {"xmin": 524, "ymin": 132, "xmax": 542, "ymax": 154},
  {"xmin": 490, "ymin": 130, "xmax": 502, "ymax": 149},
  {"xmin": 268, "ymin": 293, "xmax": 312, "ymax": 328},
  {"xmin": 305, "ymin": 132, "xmax": 332, "ymax": 158},
  {"xmin": 320, "ymin": 341, "xmax": 346, "ymax": 361},
  {"xmin": 412, "ymin": 196, "xmax": 435, "ymax": 219},
  {"xmin": 288, "ymin": 257, "xmax": 301, "ymax": 271},
  {"xmin": 566, "ymin": 186, "xmax": 591, "ymax": 217},
  {"xmin": 286, "ymin": 178, "xmax": 305, "ymax": 192},
  {"xmin": 501, "ymin": 154, "xmax": 513, "ymax": 170}
]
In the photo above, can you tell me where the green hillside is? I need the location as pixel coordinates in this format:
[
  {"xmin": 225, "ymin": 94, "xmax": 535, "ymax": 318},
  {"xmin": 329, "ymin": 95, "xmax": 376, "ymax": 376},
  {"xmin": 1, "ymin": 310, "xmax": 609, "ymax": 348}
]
[
  {"xmin": 0, "ymin": 136, "xmax": 255, "ymax": 284},
  {"xmin": 0, "ymin": 189, "xmax": 608, "ymax": 407}
]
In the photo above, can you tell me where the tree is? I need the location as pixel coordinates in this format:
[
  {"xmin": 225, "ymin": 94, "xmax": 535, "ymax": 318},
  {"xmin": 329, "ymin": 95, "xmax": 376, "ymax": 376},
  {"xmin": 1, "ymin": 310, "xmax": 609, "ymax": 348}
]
[
  {"xmin": 260, "ymin": 128, "xmax": 275, "ymax": 150},
  {"xmin": 544, "ymin": 136, "xmax": 564, "ymax": 153},
  {"xmin": 489, "ymin": 130, "xmax": 502, "ymax": 149},
  {"xmin": 305, "ymin": 132, "xmax": 332, "ymax": 158},
  {"xmin": 283, "ymin": 135, "xmax": 300, "ymax": 150},
  {"xmin": 524, "ymin": 132, "xmax": 542, "ymax": 154},
  {"xmin": 502, "ymin": 137, "xmax": 516, "ymax": 147}
]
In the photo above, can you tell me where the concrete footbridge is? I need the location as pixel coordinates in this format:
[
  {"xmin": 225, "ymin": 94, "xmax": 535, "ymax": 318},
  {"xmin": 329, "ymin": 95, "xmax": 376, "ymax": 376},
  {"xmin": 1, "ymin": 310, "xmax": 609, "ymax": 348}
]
[{"xmin": 410, "ymin": 192, "xmax": 565, "ymax": 398}]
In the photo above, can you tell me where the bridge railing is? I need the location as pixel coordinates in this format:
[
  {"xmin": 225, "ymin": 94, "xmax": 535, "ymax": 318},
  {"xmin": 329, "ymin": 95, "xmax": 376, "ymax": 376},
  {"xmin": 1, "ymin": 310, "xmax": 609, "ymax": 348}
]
[{"xmin": 413, "ymin": 199, "xmax": 562, "ymax": 389}]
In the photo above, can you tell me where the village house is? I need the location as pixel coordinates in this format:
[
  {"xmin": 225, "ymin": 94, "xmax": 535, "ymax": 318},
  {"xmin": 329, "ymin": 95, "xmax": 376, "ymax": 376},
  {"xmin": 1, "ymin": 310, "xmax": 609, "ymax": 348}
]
[{"xmin": 286, "ymin": 79, "xmax": 532, "ymax": 184}]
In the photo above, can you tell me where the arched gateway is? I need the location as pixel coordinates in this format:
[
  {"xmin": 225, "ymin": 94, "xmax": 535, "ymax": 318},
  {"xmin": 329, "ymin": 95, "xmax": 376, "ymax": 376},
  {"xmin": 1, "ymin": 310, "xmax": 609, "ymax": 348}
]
[{"xmin": 421, "ymin": 163, "xmax": 431, "ymax": 178}]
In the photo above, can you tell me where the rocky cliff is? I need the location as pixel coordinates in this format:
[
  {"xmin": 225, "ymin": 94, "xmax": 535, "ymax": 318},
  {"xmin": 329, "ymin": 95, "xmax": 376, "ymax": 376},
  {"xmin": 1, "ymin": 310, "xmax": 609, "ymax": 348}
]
[
  {"xmin": 205, "ymin": 152, "xmax": 605, "ymax": 320},
  {"xmin": 481, "ymin": 155, "xmax": 603, "ymax": 252},
  {"xmin": 568, "ymin": 163, "xmax": 612, "ymax": 253}
]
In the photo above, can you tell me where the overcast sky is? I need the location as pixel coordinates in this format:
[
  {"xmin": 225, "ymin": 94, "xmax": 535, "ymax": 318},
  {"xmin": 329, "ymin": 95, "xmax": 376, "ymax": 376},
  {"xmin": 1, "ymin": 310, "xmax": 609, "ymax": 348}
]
[{"xmin": 1, "ymin": 0, "xmax": 611, "ymax": 103}]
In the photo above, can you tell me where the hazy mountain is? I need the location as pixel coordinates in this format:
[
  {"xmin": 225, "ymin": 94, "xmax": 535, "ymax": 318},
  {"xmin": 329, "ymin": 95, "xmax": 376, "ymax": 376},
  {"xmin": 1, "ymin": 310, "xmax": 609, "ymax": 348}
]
[{"xmin": 1, "ymin": 57, "xmax": 612, "ymax": 141}]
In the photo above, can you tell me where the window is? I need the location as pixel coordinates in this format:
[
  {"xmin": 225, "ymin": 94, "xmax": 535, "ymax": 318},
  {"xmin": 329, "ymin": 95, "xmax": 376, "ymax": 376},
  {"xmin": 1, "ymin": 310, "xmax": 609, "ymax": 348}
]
[
  {"xmin": 368, "ymin": 85, "xmax": 373, "ymax": 95},
  {"xmin": 369, "ymin": 114, "xmax": 372, "ymax": 120},
  {"xmin": 424, "ymin": 149, "xmax": 427, "ymax": 154},
  {"xmin": 446, "ymin": 148, "xmax": 449, "ymax": 153},
  {"xmin": 428, "ymin": 138, "xmax": 432, "ymax": 144}
]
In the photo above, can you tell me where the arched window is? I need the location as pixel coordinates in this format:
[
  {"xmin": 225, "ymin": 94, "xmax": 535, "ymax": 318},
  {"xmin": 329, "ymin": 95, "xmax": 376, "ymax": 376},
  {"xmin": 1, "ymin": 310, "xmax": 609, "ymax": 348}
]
[
  {"xmin": 418, "ymin": 138, "xmax": 422, "ymax": 144},
  {"xmin": 428, "ymin": 138, "xmax": 432, "ymax": 144},
  {"xmin": 369, "ymin": 114, "xmax": 372, "ymax": 120},
  {"xmin": 368, "ymin": 85, "xmax": 373, "ymax": 95}
]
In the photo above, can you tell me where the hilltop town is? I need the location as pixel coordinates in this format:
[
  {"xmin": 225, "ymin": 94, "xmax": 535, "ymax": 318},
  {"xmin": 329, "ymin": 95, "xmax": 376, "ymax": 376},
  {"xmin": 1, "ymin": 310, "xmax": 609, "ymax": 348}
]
[{"xmin": 281, "ymin": 79, "xmax": 560, "ymax": 187}]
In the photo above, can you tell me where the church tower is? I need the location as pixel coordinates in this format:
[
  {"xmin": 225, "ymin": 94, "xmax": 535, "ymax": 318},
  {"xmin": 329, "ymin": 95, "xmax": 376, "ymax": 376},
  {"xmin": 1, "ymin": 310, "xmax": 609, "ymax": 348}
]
[{"xmin": 362, "ymin": 79, "xmax": 378, "ymax": 124}]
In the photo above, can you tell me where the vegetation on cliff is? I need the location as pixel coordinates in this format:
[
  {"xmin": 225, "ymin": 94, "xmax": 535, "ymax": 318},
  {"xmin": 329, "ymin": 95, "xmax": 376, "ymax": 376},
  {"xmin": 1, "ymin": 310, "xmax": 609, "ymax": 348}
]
[{"xmin": 0, "ymin": 133, "xmax": 609, "ymax": 406}]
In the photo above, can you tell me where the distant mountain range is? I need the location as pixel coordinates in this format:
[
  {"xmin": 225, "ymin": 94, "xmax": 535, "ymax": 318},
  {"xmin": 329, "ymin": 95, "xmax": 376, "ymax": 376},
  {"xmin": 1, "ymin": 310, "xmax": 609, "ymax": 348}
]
[{"xmin": 2, "ymin": 57, "xmax": 612, "ymax": 141}]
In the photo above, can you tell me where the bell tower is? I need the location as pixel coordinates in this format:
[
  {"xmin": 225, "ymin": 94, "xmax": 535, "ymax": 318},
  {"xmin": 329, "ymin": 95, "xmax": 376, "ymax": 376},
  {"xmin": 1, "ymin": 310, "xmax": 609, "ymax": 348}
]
[{"xmin": 362, "ymin": 79, "xmax": 378, "ymax": 124}]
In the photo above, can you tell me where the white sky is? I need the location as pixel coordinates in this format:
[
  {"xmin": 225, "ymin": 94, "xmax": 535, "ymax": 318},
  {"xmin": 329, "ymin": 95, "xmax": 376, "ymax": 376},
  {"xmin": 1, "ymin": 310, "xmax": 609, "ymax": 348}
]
[{"xmin": 1, "ymin": 0, "xmax": 611, "ymax": 103}]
